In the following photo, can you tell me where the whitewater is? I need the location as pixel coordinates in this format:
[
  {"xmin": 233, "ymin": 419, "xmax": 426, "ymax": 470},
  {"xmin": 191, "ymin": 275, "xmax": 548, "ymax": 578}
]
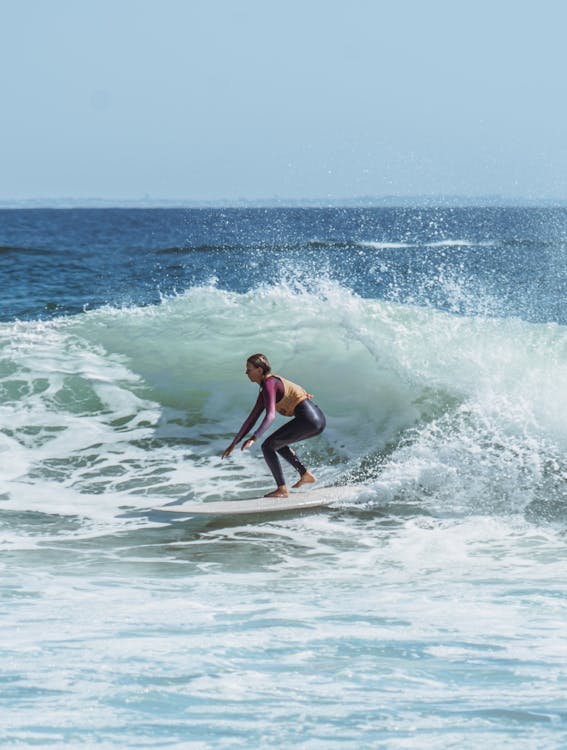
[{"xmin": 1, "ymin": 207, "xmax": 567, "ymax": 748}]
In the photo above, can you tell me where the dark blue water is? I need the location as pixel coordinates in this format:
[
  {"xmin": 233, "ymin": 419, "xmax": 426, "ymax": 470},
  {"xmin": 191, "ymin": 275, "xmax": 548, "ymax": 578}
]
[{"xmin": 2, "ymin": 207, "xmax": 566, "ymax": 323}]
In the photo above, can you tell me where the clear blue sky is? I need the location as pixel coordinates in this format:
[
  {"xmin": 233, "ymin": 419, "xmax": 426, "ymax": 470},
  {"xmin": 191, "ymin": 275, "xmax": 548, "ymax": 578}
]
[{"xmin": 2, "ymin": 0, "xmax": 567, "ymax": 203}]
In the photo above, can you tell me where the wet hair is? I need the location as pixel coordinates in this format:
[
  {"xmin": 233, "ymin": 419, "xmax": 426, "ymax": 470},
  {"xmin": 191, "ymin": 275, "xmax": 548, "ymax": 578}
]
[{"xmin": 247, "ymin": 353, "xmax": 271, "ymax": 375}]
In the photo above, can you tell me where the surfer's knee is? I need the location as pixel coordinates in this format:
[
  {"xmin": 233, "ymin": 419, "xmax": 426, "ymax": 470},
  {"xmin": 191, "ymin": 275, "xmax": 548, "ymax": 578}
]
[{"xmin": 263, "ymin": 436, "xmax": 290, "ymax": 460}]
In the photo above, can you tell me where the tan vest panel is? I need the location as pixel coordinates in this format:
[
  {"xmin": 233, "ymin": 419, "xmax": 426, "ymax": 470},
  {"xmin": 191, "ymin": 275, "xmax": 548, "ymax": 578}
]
[{"xmin": 269, "ymin": 374, "xmax": 311, "ymax": 417}]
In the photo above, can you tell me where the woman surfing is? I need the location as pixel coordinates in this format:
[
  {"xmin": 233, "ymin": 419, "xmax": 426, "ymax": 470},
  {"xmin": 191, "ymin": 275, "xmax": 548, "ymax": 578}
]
[{"xmin": 222, "ymin": 354, "xmax": 326, "ymax": 498}]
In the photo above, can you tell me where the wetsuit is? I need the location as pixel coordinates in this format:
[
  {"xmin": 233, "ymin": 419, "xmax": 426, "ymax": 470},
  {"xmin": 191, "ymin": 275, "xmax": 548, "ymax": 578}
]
[{"xmin": 234, "ymin": 376, "xmax": 326, "ymax": 486}]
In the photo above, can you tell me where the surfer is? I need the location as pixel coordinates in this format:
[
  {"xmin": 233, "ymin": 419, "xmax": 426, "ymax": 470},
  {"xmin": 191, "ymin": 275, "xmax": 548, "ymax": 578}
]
[{"xmin": 221, "ymin": 354, "xmax": 326, "ymax": 498}]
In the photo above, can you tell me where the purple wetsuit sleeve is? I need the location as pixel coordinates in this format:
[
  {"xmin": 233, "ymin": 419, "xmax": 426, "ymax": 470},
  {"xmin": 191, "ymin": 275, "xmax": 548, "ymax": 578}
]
[
  {"xmin": 252, "ymin": 378, "xmax": 279, "ymax": 440},
  {"xmin": 234, "ymin": 392, "xmax": 264, "ymax": 443}
]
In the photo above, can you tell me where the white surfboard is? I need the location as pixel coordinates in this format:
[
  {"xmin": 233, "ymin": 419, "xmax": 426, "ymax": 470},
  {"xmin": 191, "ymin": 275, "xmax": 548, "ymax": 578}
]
[{"xmin": 154, "ymin": 484, "xmax": 363, "ymax": 516}]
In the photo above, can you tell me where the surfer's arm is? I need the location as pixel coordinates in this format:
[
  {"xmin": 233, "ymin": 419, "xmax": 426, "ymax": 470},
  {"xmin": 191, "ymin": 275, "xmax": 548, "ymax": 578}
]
[
  {"xmin": 222, "ymin": 380, "xmax": 278, "ymax": 457},
  {"xmin": 250, "ymin": 377, "xmax": 278, "ymax": 441},
  {"xmin": 222, "ymin": 394, "xmax": 264, "ymax": 458},
  {"xmin": 233, "ymin": 392, "xmax": 264, "ymax": 444}
]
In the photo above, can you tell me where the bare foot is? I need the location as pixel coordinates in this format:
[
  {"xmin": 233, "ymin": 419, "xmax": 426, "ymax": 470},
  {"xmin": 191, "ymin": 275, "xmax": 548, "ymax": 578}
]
[
  {"xmin": 264, "ymin": 488, "xmax": 289, "ymax": 498},
  {"xmin": 292, "ymin": 471, "xmax": 317, "ymax": 489}
]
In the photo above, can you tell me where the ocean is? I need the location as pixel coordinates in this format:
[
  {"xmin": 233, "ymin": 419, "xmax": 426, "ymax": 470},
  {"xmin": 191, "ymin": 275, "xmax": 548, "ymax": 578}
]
[{"xmin": 1, "ymin": 207, "xmax": 566, "ymax": 748}]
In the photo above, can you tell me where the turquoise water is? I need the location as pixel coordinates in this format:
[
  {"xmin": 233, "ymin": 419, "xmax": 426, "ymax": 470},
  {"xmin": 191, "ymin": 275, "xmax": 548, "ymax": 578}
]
[{"xmin": 1, "ymin": 208, "xmax": 566, "ymax": 748}]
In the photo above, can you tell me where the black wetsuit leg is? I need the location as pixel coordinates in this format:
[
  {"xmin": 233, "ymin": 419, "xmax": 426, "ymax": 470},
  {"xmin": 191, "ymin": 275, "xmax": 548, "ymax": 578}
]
[{"xmin": 261, "ymin": 401, "xmax": 326, "ymax": 486}]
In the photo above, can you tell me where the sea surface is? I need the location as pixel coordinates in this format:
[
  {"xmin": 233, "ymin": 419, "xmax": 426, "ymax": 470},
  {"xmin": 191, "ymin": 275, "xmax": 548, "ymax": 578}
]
[{"xmin": 1, "ymin": 207, "xmax": 566, "ymax": 749}]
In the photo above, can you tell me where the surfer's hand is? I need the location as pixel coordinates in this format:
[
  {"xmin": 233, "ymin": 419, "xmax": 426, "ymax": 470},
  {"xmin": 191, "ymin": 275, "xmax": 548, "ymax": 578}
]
[
  {"xmin": 222, "ymin": 443, "xmax": 236, "ymax": 459},
  {"xmin": 241, "ymin": 437, "xmax": 255, "ymax": 451}
]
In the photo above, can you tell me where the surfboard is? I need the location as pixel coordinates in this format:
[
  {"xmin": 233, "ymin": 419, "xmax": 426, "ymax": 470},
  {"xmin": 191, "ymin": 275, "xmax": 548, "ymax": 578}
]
[{"xmin": 154, "ymin": 484, "xmax": 363, "ymax": 516}]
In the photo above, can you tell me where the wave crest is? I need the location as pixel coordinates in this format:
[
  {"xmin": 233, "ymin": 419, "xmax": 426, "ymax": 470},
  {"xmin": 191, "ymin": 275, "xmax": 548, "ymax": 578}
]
[{"xmin": 1, "ymin": 281, "xmax": 565, "ymax": 525}]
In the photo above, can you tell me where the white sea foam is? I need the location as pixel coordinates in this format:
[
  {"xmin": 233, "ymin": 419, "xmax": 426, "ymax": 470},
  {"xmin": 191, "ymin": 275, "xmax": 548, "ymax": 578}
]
[
  {"xmin": 357, "ymin": 240, "xmax": 496, "ymax": 250},
  {"xmin": 2, "ymin": 511, "xmax": 566, "ymax": 748},
  {"xmin": 356, "ymin": 241, "xmax": 416, "ymax": 250},
  {"xmin": 426, "ymin": 239, "xmax": 471, "ymax": 247}
]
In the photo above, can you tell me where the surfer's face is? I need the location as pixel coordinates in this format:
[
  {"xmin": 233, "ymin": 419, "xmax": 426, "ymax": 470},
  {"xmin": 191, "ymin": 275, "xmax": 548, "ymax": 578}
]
[{"xmin": 245, "ymin": 361, "xmax": 264, "ymax": 383}]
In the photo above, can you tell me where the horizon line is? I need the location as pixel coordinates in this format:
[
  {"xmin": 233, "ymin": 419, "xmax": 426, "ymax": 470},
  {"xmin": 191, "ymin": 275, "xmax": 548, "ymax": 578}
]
[{"xmin": 2, "ymin": 194, "xmax": 567, "ymax": 209}]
